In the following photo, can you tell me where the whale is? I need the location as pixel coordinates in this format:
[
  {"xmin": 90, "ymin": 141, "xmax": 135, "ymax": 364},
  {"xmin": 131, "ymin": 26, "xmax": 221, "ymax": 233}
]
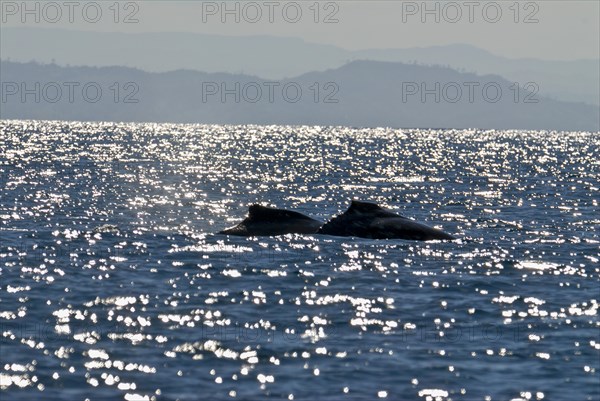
[
  {"xmin": 219, "ymin": 201, "xmax": 456, "ymax": 241},
  {"xmin": 219, "ymin": 204, "xmax": 322, "ymax": 236},
  {"xmin": 317, "ymin": 200, "xmax": 455, "ymax": 241}
]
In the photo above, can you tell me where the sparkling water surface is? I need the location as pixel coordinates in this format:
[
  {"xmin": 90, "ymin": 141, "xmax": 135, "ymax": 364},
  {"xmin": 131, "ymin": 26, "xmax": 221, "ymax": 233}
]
[{"xmin": 1, "ymin": 120, "xmax": 598, "ymax": 401}]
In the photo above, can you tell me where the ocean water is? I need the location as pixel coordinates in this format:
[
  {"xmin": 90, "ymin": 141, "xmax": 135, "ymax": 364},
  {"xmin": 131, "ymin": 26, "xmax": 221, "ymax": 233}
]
[{"xmin": 0, "ymin": 120, "xmax": 598, "ymax": 401}]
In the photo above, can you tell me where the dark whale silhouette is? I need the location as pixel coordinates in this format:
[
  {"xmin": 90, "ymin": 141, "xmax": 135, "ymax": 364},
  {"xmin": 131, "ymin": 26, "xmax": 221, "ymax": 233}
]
[
  {"xmin": 317, "ymin": 200, "xmax": 455, "ymax": 241},
  {"xmin": 219, "ymin": 204, "xmax": 322, "ymax": 236}
]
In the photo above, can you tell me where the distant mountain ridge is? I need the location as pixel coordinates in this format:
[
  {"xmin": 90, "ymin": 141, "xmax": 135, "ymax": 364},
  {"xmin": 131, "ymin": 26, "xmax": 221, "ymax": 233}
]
[
  {"xmin": 2, "ymin": 27, "xmax": 598, "ymax": 106},
  {"xmin": 1, "ymin": 60, "xmax": 598, "ymax": 131}
]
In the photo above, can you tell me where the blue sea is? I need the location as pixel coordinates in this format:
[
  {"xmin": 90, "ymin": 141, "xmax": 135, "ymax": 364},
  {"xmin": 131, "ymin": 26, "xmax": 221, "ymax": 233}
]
[{"xmin": 1, "ymin": 120, "xmax": 598, "ymax": 401}]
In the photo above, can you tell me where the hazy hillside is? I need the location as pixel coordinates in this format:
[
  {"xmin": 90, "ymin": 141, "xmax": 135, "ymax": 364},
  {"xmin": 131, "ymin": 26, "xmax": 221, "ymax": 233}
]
[
  {"xmin": 1, "ymin": 60, "xmax": 598, "ymax": 131},
  {"xmin": 2, "ymin": 27, "xmax": 598, "ymax": 106}
]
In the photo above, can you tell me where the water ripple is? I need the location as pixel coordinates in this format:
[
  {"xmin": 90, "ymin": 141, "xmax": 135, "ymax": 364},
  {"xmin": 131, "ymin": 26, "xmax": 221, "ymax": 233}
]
[{"xmin": 0, "ymin": 121, "xmax": 598, "ymax": 400}]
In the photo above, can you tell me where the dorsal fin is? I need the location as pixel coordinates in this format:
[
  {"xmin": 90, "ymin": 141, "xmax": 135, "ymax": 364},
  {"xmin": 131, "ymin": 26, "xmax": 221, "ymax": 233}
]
[
  {"xmin": 346, "ymin": 200, "xmax": 404, "ymax": 218},
  {"xmin": 247, "ymin": 204, "xmax": 313, "ymax": 221},
  {"xmin": 348, "ymin": 200, "xmax": 385, "ymax": 213}
]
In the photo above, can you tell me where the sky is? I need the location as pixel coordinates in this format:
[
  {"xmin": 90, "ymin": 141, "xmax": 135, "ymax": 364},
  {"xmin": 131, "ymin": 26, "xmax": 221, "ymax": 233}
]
[{"xmin": 1, "ymin": 0, "xmax": 599, "ymax": 60}]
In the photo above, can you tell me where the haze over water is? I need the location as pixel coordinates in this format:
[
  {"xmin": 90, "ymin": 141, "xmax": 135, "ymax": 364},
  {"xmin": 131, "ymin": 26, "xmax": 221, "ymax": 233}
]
[{"xmin": 1, "ymin": 120, "xmax": 598, "ymax": 400}]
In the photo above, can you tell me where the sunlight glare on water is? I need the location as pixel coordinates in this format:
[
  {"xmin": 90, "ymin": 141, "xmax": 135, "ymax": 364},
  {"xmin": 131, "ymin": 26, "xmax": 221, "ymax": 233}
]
[{"xmin": 0, "ymin": 121, "xmax": 598, "ymax": 400}]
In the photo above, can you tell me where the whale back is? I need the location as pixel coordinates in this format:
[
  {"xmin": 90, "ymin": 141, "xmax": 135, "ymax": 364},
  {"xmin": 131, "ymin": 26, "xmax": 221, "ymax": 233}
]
[
  {"xmin": 248, "ymin": 204, "xmax": 316, "ymax": 221},
  {"xmin": 318, "ymin": 200, "xmax": 403, "ymax": 237},
  {"xmin": 318, "ymin": 200, "xmax": 454, "ymax": 240},
  {"xmin": 345, "ymin": 200, "xmax": 404, "ymax": 218},
  {"xmin": 220, "ymin": 201, "xmax": 455, "ymax": 240},
  {"xmin": 220, "ymin": 204, "xmax": 322, "ymax": 236}
]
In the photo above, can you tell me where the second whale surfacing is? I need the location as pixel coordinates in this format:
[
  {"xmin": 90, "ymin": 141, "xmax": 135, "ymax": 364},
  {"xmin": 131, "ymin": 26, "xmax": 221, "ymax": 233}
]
[
  {"xmin": 219, "ymin": 204, "xmax": 322, "ymax": 236},
  {"xmin": 318, "ymin": 200, "xmax": 456, "ymax": 241}
]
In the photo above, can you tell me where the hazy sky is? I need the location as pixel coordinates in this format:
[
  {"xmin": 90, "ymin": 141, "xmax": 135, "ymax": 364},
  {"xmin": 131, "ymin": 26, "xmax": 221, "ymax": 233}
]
[{"xmin": 1, "ymin": 0, "xmax": 599, "ymax": 60}]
